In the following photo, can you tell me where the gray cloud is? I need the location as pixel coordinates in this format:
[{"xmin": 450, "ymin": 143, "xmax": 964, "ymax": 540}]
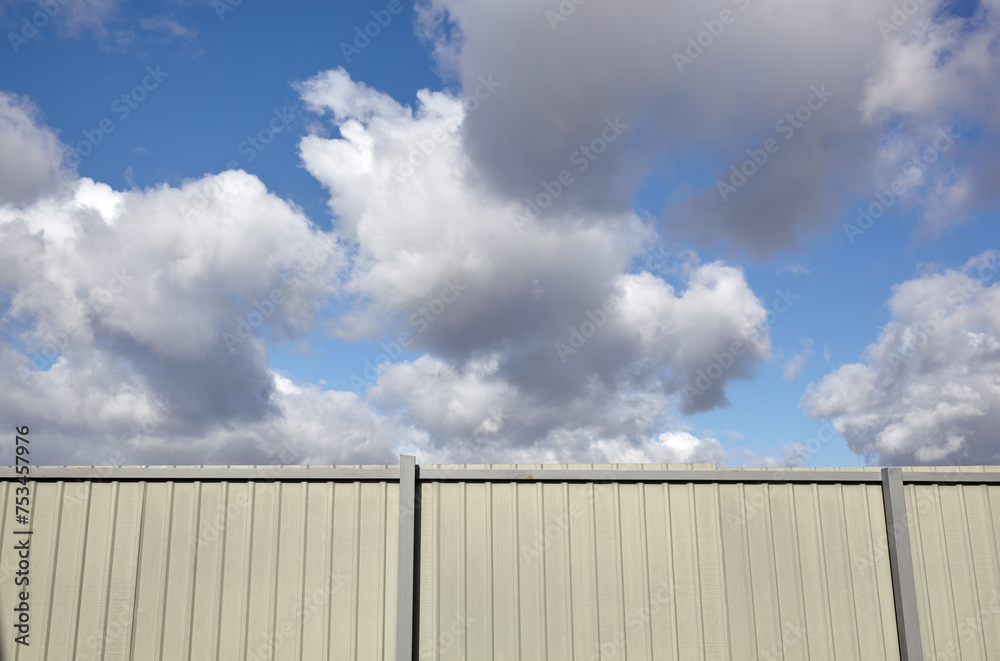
[
  {"xmin": 0, "ymin": 93, "xmax": 63, "ymax": 205},
  {"xmin": 415, "ymin": 0, "xmax": 1000, "ymax": 254}
]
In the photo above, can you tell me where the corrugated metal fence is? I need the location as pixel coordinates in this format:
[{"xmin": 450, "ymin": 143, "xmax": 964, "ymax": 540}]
[{"xmin": 1, "ymin": 462, "xmax": 998, "ymax": 659}]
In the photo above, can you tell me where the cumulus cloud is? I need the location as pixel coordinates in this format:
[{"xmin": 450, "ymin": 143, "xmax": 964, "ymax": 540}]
[
  {"xmin": 0, "ymin": 69, "xmax": 771, "ymax": 466},
  {"xmin": 862, "ymin": 0, "xmax": 1000, "ymax": 126},
  {"xmin": 860, "ymin": 0, "xmax": 1000, "ymax": 234},
  {"xmin": 297, "ymin": 69, "xmax": 770, "ymax": 455},
  {"xmin": 0, "ymin": 98, "xmax": 345, "ymax": 463},
  {"xmin": 5, "ymin": 0, "xmax": 994, "ymax": 467},
  {"xmin": 803, "ymin": 251, "xmax": 1000, "ymax": 464},
  {"xmin": 0, "ymin": 71, "xmax": 767, "ymax": 464},
  {"xmin": 189, "ymin": 373, "xmax": 405, "ymax": 466},
  {"xmin": 0, "ymin": 93, "xmax": 63, "ymax": 205},
  {"xmin": 364, "ymin": 354, "xmax": 729, "ymax": 464},
  {"xmin": 413, "ymin": 0, "xmax": 1000, "ymax": 253}
]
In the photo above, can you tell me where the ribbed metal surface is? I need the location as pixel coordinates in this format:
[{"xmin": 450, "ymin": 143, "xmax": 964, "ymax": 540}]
[
  {"xmin": 5, "ymin": 463, "xmax": 1000, "ymax": 660},
  {"xmin": 0, "ymin": 479, "xmax": 398, "ymax": 660},
  {"xmin": 906, "ymin": 483, "xmax": 1000, "ymax": 660},
  {"xmin": 417, "ymin": 481, "xmax": 899, "ymax": 660}
]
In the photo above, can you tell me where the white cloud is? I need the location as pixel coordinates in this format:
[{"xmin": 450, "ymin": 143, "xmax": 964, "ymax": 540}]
[
  {"xmin": 860, "ymin": 0, "xmax": 1000, "ymax": 233},
  {"xmin": 781, "ymin": 264, "xmax": 811, "ymax": 276},
  {"xmin": 0, "ymin": 172, "xmax": 342, "ymax": 361},
  {"xmin": 803, "ymin": 251, "xmax": 1000, "ymax": 464},
  {"xmin": 862, "ymin": 1, "xmax": 1000, "ymax": 126},
  {"xmin": 0, "ymin": 69, "xmax": 773, "ymax": 465},
  {"xmin": 139, "ymin": 15, "xmax": 196, "ymax": 40},
  {"xmin": 297, "ymin": 69, "xmax": 771, "ymax": 453},
  {"xmin": 61, "ymin": 0, "xmax": 124, "ymax": 39},
  {"xmin": 0, "ymin": 97, "xmax": 347, "ymax": 464}
]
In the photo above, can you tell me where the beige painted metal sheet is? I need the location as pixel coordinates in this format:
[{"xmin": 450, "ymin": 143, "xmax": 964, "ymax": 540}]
[
  {"xmin": 906, "ymin": 483, "xmax": 1000, "ymax": 661},
  {"xmin": 5, "ymin": 464, "xmax": 1000, "ymax": 661},
  {"xmin": 0, "ymin": 479, "xmax": 398, "ymax": 660},
  {"xmin": 418, "ymin": 481, "xmax": 899, "ymax": 660}
]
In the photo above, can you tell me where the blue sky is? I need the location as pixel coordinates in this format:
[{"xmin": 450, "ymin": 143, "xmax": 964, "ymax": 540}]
[{"xmin": 0, "ymin": 0, "xmax": 997, "ymax": 467}]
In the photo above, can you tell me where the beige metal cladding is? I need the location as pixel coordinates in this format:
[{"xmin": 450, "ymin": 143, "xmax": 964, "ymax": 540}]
[
  {"xmin": 905, "ymin": 482, "xmax": 1000, "ymax": 659},
  {"xmin": 0, "ymin": 478, "xmax": 398, "ymax": 660},
  {"xmin": 418, "ymin": 480, "xmax": 900, "ymax": 660},
  {"xmin": 5, "ymin": 463, "xmax": 1000, "ymax": 661}
]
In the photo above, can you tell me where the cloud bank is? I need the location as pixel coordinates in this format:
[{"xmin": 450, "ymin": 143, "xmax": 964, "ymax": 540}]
[
  {"xmin": 803, "ymin": 252, "xmax": 1000, "ymax": 465},
  {"xmin": 0, "ymin": 71, "xmax": 770, "ymax": 465},
  {"xmin": 415, "ymin": 0, "xmax": 1000, "ymax": 253}
]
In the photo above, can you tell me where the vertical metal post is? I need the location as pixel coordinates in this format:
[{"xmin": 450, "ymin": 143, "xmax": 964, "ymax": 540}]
[
  {"xmin": 881, "ymin": 467, "xmax": 923, "ymax": 660},
  {"xmin": 396, "ymin": 455, "xmax": 417, "ymax": 661}
]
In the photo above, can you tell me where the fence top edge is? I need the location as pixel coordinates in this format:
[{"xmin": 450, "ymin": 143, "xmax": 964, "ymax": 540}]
[{"xmin": 4, "ymin": 465, "xmax": 996, "ymax": 484}]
